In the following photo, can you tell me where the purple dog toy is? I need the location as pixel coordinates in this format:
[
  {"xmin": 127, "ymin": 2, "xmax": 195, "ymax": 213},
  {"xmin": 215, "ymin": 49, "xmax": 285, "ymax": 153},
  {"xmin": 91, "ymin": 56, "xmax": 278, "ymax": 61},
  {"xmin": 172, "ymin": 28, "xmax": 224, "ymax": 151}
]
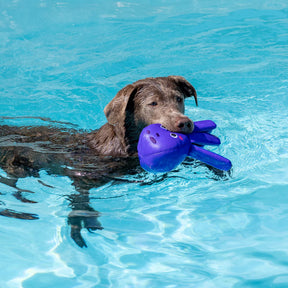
[{"xmin": 137, "ymin": 120, "xmax": 232, "ymax": 173}]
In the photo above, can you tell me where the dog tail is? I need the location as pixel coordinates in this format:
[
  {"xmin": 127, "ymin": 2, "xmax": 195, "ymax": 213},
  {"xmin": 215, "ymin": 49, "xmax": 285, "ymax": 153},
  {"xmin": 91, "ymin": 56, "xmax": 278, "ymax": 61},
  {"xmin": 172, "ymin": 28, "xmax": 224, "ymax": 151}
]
[{"xmin": 0, "ymin": 208, "xmax": 39, "ymax": 220}]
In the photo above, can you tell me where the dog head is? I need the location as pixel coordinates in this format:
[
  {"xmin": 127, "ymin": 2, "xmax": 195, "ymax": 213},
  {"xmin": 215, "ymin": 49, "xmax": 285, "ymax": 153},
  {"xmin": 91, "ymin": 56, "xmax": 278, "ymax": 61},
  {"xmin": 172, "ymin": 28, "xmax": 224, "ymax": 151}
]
[{"xmin": 104, "ymin": 76, "xmax": 198, "ymax": 145}]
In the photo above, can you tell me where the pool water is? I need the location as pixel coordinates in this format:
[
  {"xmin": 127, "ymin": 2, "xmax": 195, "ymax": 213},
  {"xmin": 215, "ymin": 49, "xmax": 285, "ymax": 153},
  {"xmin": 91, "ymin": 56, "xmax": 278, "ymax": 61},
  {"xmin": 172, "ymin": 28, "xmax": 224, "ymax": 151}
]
[{"xmin": 1, "ymin": 0, "xmax": 288, "ymax": 287}]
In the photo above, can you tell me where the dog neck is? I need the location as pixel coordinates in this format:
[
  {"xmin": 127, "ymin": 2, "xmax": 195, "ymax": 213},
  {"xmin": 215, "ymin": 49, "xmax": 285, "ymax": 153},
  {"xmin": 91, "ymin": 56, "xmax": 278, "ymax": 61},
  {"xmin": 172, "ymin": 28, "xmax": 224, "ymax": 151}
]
[{"xmin": 87, "ymin": 123, "xmax": 138, "ymax": 157}]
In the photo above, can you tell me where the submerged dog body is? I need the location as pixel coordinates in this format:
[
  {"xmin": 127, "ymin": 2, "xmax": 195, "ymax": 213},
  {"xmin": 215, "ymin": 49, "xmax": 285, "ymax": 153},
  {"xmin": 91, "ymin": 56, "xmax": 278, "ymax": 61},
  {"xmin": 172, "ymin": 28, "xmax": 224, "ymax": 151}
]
[{"xmin": 0, "ymin": 76, "xmax": 197, "ymax": 247}]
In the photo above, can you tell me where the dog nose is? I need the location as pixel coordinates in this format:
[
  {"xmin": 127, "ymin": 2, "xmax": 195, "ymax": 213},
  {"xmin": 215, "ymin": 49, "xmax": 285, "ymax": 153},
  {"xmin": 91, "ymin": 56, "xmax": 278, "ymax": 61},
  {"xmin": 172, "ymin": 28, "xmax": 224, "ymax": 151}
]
[{"xmin": 177, "ymin": 118, "xmax": 194, "ymax": 133}]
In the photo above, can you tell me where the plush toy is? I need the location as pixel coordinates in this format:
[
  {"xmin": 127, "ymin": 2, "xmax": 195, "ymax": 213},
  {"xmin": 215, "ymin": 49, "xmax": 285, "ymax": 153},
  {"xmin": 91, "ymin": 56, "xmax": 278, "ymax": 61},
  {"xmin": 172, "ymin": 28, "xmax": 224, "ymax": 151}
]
[{"xmin": 137, "ymin": 120, "xmax": 232, "ymax": 173}]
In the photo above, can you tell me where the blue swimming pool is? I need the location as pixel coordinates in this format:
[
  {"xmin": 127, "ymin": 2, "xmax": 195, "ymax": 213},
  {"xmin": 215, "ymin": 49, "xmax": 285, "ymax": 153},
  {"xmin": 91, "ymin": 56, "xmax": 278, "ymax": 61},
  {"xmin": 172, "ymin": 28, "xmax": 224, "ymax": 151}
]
[{"xmin": 1, "ymin": 0, "xmax": 288, "ymax": 287}]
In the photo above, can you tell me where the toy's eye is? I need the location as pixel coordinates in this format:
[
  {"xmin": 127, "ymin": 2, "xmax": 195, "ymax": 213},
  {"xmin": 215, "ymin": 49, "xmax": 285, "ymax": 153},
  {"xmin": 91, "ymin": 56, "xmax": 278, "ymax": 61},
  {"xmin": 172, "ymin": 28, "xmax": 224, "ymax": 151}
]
[
  {"xmin": 149, "ymin": 101, "xmax": 158, "ymax": 106},
  {"xmin": 170, "ymin": 133, "xmax": 178, "ymax": 138},
  {"xmin": 176, "ymin": 97, "xmax": 183, "ymax": 103}
]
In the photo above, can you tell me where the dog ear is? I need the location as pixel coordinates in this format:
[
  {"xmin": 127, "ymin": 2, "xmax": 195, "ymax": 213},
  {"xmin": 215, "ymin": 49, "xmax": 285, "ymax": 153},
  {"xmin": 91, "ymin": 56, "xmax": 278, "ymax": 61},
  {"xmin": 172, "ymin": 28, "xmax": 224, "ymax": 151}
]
[
  {"xmin": 168, "ymin": 76, "xmax": 198, "ymax": 106},
  {"xmin": 104, "ymin": 84, "xmax": 140, "ymax": 125}
]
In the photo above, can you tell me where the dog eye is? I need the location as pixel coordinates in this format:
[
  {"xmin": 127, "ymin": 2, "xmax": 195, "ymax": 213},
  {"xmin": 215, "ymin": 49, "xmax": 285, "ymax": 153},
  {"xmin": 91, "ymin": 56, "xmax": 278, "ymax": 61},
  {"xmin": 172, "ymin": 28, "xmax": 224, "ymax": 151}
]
[
  {"xmin": 176, "ymin": 97, "xmax": 183, "ymax": 103},
  {"xmin": 149, "ymin": 101, "xmax": 158, "ymax": 106}
]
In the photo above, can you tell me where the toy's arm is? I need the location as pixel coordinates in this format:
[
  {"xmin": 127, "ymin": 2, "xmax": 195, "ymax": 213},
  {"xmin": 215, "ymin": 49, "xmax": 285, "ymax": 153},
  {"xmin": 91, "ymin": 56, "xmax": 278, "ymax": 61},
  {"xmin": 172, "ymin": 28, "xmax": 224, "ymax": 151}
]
[
  {"xmin": 193, "ymin": 120, "xmax": 217, "ymax": 133},
  {"xmin": 188, "ymin": 145, "xmax": 232, "ymax": 171},
  {"xmin": 189, "ymin": 120, "xmax": 220, "ymax": 146},
  {"xmin": 188, "ymin": 120, "xmax": 232, "ymax": 171},
  {"xmin": 189, "ymin": 132, "xmax": 220, "ymax": 146}
]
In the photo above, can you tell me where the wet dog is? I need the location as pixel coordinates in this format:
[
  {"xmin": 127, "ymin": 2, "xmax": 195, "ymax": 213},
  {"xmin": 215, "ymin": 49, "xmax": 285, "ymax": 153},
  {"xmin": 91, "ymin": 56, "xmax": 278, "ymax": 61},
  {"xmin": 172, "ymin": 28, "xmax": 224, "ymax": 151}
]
[{"xmin": 0, "ymin": 76, "xmax": 197, "ymax": 247}]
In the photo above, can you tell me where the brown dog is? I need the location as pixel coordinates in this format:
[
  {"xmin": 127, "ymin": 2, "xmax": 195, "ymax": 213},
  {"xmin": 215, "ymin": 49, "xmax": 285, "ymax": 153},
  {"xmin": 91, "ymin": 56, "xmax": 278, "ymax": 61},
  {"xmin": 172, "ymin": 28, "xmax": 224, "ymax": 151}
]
[{"xmin": 0, "ymin": 76, "xmax": 197, "ymax": 247}]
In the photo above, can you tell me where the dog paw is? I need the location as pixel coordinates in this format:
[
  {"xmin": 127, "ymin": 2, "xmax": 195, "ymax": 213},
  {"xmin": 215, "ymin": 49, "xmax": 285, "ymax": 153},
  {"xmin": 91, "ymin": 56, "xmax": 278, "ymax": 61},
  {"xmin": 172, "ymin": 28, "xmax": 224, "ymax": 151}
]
[
  {"xmin": 68, "ymin": 210, "xmax": 103, "ymax": 247},
  {"xmin": 84, "ymin": 215, "xmax": 103, "ymax": 232}
]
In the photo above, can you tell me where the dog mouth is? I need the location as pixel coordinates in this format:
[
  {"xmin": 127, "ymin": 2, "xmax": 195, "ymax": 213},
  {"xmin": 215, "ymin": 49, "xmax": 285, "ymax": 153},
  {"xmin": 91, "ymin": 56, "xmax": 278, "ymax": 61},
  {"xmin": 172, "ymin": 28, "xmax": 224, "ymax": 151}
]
[
  {"xmin": 177, "ymin": 120, "xmax": 194, "ymax": 134},
  {"xmin": 155, "ymin": 120, "xmax": 194, "ymax": 134}
]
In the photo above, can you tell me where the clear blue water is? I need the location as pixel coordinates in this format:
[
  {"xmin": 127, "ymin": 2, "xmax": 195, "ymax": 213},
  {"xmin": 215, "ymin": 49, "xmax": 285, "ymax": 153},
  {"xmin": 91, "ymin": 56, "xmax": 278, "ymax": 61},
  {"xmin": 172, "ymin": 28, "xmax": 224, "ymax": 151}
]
[{"xmin": 1, "ymin": 0, "xmax": 288, "ymax": 287}]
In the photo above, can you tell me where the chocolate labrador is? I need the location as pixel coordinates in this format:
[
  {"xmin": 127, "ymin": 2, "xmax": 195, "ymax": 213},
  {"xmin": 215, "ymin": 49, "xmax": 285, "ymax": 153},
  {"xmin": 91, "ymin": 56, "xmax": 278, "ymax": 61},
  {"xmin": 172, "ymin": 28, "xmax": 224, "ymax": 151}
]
[{"xmin": 0, "ymin": 76, "xmax": 198, "ymax": 247}]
